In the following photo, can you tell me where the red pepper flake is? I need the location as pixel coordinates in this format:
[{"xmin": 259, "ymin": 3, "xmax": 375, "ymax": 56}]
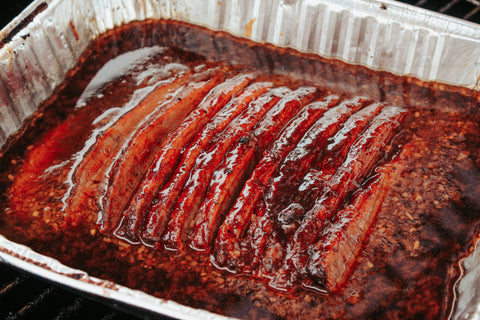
[{"xmin": 70, "ymin": 21, "xmax": 79, "ymax": 41}]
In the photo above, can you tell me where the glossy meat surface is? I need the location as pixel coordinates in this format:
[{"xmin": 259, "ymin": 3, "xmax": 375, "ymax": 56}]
[
  {"xmin": 14, "ymin": 58, "xmax": 408, "ymax": 291},
  {"xmin": 50, "ymin": 61, "xmax": 407, "ymax": 290}
]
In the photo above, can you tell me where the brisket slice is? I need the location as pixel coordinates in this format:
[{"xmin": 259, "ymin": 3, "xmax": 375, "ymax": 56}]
[
  {"xmin": 296, "ymin": 102, "xmax": 385, "ymax": 210},
  {"xmin": 140, "ymin": 81, "xmax": 273, "ymax": 246},
  {"xmin": 189, "ymin": 87, "xmax": 319, "ymax": 252},
  {"xmin": 271, "ymin": 102, "xmax": 385, "ymax": 261},
  {"xmin": 271, "ymin": 106, "xmax": 408, "ymax": 291},
  {"xmin": 256, "ymin": 97, "xmax": 370, "ymax": 278},
  {"xmin": 100, "ymin": 68, "xmax": 225, "ymax": 231},
  {"xmin": 114, "ymin": 73, "xmax": 253, "ymax": 243},
  {"xmin": 213, "ymin": 95, "xmax": 340, "ymax": 271},
  {"xmin": 64, "ymin": 70, "xmax": 194, "ymax": 226},
  {"xmin": 303, "ymin": 147, "xmax": 407, "ymax": 292},
  {"xmin": 162, "ymin": 87, "xmax": 292, "ymax": 251},
  {"xmin": 257, "ymin": 101, "xmax": 385, "ymax": 278}
]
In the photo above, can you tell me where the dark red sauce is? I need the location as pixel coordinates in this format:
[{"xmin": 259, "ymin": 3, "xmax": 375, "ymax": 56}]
[{"xmin": 0, "ymin": 20, "xmax": 479, "ymax": 319}]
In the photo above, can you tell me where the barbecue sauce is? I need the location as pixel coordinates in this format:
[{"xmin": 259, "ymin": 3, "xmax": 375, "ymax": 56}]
[{"xmin": 0, "ymin": 20, "xmax": 479, "ymax": 320}]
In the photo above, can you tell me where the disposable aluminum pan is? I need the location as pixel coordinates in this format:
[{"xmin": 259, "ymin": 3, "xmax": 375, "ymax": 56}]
[{"xmin": 1, "ymin": 0, "xmax": 480, "ymax": 319}]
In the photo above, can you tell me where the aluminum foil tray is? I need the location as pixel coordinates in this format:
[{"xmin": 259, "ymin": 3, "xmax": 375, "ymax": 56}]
[{"xmin": 1, "ymin": 0, "xmax": 480, "ymax": 319}]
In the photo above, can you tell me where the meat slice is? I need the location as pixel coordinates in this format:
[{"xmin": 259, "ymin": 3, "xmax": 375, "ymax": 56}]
[
  {"xmin": 99, "ymin": 68, "xmax": 225, "ymax": 231},
  {"xmin": 255, "ymin": 101, "xmax": 385, "ymax": 277},
  {"xmin": 64, "ymin": 69, "xmax": 194, "ymax": 226},
  {"xmin": 161, "ymin": 87, "xmax": 293, "ymax": 251},
  {"xmin": 141, "ymin": 82, "xmax": 273, "ymax": 246},
  {"xmin": 247, "ymin": 97, "xmax": 369, "ymax": 277},
  {"xmin": 213, "ymin": 95, "xmax": 340, "ymax": 270},
  {"xmin": 189, "ymin": 87, "xmax": 319, "ymax": 252},
  {"xmin": 303, "ymin": 148, "xmax": 408, "ymax": 292},
  {"xmin": 11, "ymin": 62, "xmax": 189, "ymax": 216},
  {"xmin": 296, "ymin": 102, "xmax": 385, "ymax": 208},
  {"xmin": 113, "ymin": 73, "xmax": 254, "ymax": 242},
  {"xmin": 264, "ymin": 97, "xmax": 372, "ymax": 211},
  {"xmin": 270, "ymin": 106, "xmax": 408, "ymax": 291}
]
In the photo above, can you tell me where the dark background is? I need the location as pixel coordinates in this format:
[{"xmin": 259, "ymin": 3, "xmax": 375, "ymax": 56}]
[{"xmin": 0, "ymin": 0, "xmax": 35, "ymax": 29}]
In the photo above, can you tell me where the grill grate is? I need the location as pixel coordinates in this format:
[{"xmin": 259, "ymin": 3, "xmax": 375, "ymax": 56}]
[
  {"xmin": 0, "ymin": 264, "xmax": 146, "ymax": 320},
  {"xmin": 0, "ymin": 0, "xmax": 479, "ymax": 320},
  {"xmin": 398, "ymin": 0, "xmax": 480, "ymax": 22}
]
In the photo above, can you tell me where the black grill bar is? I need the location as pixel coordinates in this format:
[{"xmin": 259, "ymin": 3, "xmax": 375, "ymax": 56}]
[
  {"xmin": 439, "ymin": 0, "xmax": 462, "ymax": 13},
  {"xmin": 463, "ymin": 5, "xmax": 480, "ymax": 19},
  {"xmin": 53, "ymin": 297, "xmax": 85, "ymax": 320},
  {"xmin": 5, "ymin": 286, "xmax": 58, "ymax": 320},
  {"xmin": 399, "ymin": 0, "xmax": 480, "ymax": 22},
  {"xmin": 101, "ymin": 311, "xmax": 121, "ymax": 320},
  {"xmin": 0, "ymin": 275, "xmax": 27, "ymax": 298},
  {"xmin": 0, "ymin": 264, "xmax": 150, "ymax": 320}
]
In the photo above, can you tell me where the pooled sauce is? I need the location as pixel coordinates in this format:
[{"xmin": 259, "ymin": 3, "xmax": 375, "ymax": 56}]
[{"xmin": 1, "ymin": 20, "xmax": 480, "ymax": 319}]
